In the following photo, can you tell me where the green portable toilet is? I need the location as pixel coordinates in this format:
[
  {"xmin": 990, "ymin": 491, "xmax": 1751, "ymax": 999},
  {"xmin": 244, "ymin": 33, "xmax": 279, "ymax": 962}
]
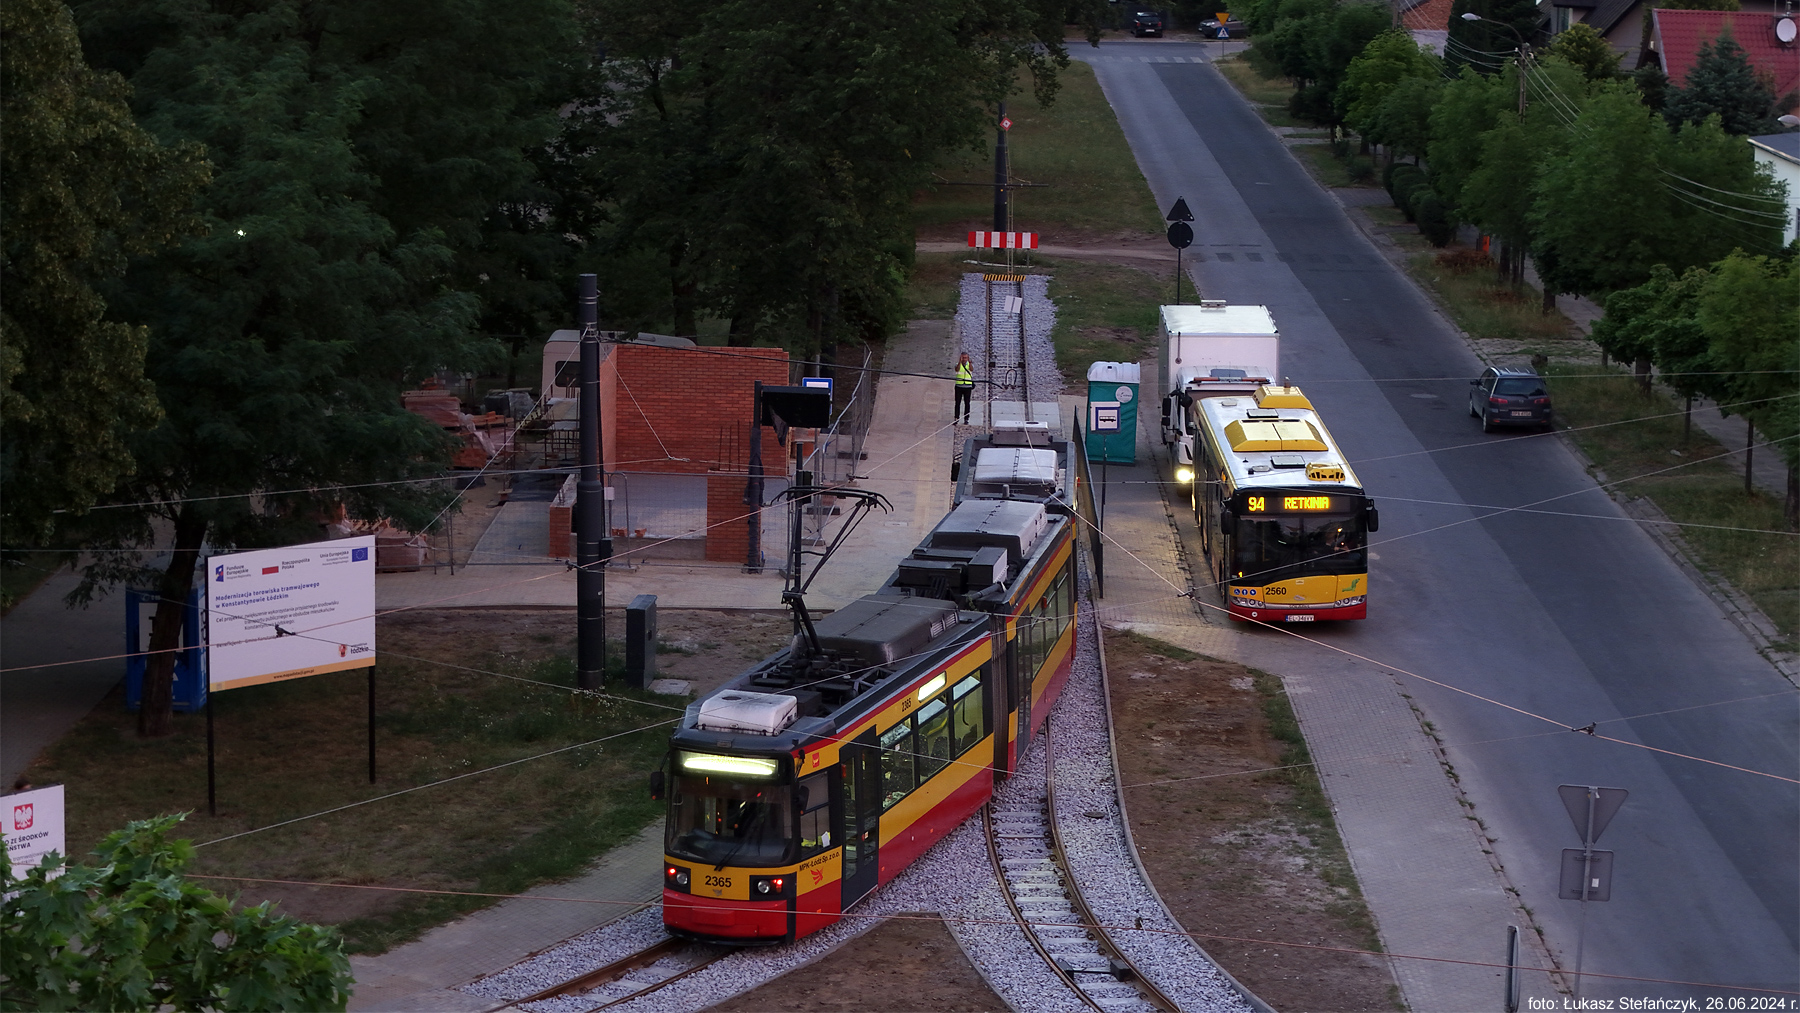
[{"xmin": 1085, "ymin": 361, "xmax": 1140, "ymax": 464}]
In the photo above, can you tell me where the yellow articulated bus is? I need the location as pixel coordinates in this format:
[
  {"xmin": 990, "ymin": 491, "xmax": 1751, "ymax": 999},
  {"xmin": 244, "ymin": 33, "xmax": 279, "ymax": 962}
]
[{"xmin": 1181, "ymin": 384, "xmax": 1378, "ymax": 622}]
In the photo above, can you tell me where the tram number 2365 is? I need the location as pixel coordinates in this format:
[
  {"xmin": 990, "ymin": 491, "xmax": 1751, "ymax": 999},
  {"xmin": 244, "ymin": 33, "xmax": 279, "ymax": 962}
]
[{"xmin": 704, "ymin": 875, "xmax": 732, "ymax": 888}]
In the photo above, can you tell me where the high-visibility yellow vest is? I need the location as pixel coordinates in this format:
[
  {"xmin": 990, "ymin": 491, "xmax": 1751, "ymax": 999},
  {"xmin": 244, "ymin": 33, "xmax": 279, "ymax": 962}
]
[{"xmin": 955, "ymin": 362, "xmax": 974, "ymax": 387}]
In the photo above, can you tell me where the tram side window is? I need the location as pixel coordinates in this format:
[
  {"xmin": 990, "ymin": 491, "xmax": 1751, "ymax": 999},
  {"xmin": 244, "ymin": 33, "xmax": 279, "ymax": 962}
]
[
  {"xmin": 797, "ymin": 771, "xmax": 831, "ymax": 855},
  {"xmin": 916, "ymin": 698, "xmax": 950, "ymax": 780},
  {"xmin": 952, "ymin": 672, "xmax": 984, "ymax": 755},
  {"xmin": 879, "ymin": 721, "xmax": 915, "ymax": 810}
]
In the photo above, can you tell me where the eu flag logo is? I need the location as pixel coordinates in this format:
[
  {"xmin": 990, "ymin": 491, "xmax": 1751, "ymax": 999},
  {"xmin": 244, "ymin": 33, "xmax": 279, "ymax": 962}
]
[{"xmin": 351, "ymin": 547, "xmax": 369, "ymax": 562}]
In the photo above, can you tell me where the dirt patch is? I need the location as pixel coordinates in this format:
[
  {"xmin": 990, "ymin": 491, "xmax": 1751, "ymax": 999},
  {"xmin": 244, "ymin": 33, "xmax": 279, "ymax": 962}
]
[
  {"xmin": 1105, "ymin": 629, "xmax": 1401, "ymax": 1012},
  {"xmin": 707, "ymin": 915, "xmax": 1005, "ymax": 1012}
]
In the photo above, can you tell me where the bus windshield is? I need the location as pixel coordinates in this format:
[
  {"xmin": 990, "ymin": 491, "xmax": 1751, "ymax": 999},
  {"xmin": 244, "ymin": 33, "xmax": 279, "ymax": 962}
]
[
  {"xmin": 1233, "ymin": 511, "xmax": 1366, "ymax": 581},
  {"xmin": 666, "ymin": 776, "xmax": 792, "ymax": 867}
]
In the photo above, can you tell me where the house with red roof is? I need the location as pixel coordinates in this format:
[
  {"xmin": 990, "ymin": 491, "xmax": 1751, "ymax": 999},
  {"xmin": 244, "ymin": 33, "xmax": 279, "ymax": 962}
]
[
  {"xmin": 1545, "ymin": 0, "xmax": 1788, "ymax": 69},
  {"xmin": 1653, "ymin": 9, "xmax": 1799, "ymax": 113}
]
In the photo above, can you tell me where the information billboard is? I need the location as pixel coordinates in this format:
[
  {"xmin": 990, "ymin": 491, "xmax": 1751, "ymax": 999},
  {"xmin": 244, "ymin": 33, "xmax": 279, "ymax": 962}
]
[
  {"xmin": 207, "ymin": 535, "xmax": 376, "ymax": 691},
  {"xmin": 4, "ymin": 784, "xmax": 66, "ymax": 876}
]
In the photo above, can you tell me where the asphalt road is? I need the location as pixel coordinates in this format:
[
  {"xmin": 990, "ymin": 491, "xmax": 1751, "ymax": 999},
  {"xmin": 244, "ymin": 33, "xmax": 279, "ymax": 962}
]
[{"xmin": 1072, "ymin": 40, "xmax": 1799, "ymax": 1001}]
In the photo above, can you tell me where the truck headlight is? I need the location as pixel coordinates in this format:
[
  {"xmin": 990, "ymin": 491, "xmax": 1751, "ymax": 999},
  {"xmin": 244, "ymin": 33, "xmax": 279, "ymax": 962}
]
[{"xmin": 1176, "ymin": 467, "xmax": 1194, "ymax": 483}]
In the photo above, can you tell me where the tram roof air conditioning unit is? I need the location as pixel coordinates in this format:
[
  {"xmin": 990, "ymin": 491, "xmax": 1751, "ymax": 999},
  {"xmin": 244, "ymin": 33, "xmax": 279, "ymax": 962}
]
[
  {"xmin": 974, "ymin": 448, "xmax": 1057, "ymax": 488},
  {"xmin": 991, "ymin": 420, "xmax": 1051, "ymax": 447},
  {"xmin": 697, "ymin": 691, "xmax": 798, "ymax": 736}
]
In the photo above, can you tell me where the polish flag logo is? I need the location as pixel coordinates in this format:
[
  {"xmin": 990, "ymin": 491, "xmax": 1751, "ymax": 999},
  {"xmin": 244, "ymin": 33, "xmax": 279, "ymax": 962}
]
[
  {"xmin": 13, "ymin": 804, "xmax": 34, "ymax": 830},
  {"xmin": 263, "ymin": 566, "xmax": 280, "ymax": 575}
]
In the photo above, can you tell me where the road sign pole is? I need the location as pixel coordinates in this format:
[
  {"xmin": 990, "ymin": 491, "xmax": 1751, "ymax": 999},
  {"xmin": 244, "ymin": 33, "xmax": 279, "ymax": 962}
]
[
  {"xmin": 1574, "ymin": 788, "xmax": 1596, "ymax": 999},
  {"xmin": 1504, "ymin": 924, "xmax": 1522, "ymax": 1012},
  {"xmin": 1175, "ymin": 246, "xmax": 1182, "ymax": 305}
]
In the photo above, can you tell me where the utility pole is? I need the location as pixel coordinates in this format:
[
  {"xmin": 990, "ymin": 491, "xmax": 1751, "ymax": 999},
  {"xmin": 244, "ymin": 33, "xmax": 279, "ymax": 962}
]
[
  {"xmin": 576, "ymin": 274, "xmax": 607, "ymax": 690},
  {"xmin": 993, "ymin": 101, "xmax": 1009, "ymax": 235}
]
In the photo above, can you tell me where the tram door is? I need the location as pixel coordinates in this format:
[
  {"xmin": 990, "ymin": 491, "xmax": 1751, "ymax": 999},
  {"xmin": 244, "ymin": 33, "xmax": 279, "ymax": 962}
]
[
  {"xmin": 1012, "ymin": 619, "xmax": 1034, "ymax": 759},
  {"xmin": 990, "ymin": 630, "xmax": 1012, "ymax": 782},
  {"xmin": 839, "ymin": 727, "xmax": 881, "ymax": 908}
]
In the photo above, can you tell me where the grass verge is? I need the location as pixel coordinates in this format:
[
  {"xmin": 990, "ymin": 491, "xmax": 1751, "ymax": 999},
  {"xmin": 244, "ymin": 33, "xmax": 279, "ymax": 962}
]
[
  {"xmin": 1041, "ymin": 256, "xmax": 1175, "ymax": 382},
  {"xmin": 1211, "ymin": 55, "xmax": 1303, "ymax": 124},
  {"xmin": 912, "ymin": 61, "xmax": 1162, "ymax": 238},
  {"xmin": 1543, "ymin": 364, "xmax": 1798, "ymax": 640},
  {"xmin": 23, "ymin": 638, "xmax": 676, "ymax": 954}
]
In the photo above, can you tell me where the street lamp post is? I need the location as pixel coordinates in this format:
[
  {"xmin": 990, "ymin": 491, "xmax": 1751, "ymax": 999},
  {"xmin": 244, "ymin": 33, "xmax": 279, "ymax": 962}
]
[{"xmin": 1461, "ymin": 12, "xmax": 1531, "ymax": 114}]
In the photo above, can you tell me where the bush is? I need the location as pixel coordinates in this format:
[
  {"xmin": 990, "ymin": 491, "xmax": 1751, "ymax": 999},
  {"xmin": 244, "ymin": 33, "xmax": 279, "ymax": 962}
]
[
  {"xmin": 1386, "ymin": 162, "xmax": 1423, "ymax": 198},
  {"xmin": 1382, "ymin": 158, "xmax": 1406, "ymax": 193},
  {"xmin": 1415, "ymin": 191, "xmax": 1454, "ymax": 246},
  {"xmin": 1390, "ymin": 169, "xmax": 1426, "ymax": 221},
  {"xmin": 1345, "ymin": 156, "xmax": 1376, "ymax": 183}
]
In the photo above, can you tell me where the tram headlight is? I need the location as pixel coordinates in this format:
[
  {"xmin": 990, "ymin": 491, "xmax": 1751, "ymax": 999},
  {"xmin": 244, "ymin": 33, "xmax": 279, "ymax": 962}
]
[
  {"xmin": 666, "ymin": 866, "xmax": 690, "ymax": 890},
  {"xmin": 1175, "ymin": 466, "xmax": 1194, "ymax": 483},
  {"xmin": 749, "ymin": 875, "xmax": 788, "ymax": 897},
  {"xmin": 756, "ymin": 880, "xmax": 771, "ymax": 894}
]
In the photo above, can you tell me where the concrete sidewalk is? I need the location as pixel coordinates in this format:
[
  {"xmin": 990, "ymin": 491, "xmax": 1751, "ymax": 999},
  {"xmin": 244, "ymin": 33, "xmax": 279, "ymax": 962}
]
[{"xmin": 348, "ymin": 823, "xmax": 665, "ymax": 1012}]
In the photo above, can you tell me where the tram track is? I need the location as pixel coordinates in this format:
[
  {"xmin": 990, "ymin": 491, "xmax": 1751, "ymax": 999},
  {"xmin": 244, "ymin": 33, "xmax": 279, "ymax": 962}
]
[
  {"xmin": 985, "ymin": 718, "xmax": 1180, "ymax": 1013},
  {"xmin": 484, "ymin": 936, "xmax": 730, "ymax": 1013}
]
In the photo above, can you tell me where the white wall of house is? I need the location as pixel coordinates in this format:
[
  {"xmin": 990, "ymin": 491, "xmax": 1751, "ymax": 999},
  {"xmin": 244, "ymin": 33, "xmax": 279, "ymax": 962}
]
[{"xmin": 1749, "ymin": 138, "xmax": 1800, "ymax": 246}]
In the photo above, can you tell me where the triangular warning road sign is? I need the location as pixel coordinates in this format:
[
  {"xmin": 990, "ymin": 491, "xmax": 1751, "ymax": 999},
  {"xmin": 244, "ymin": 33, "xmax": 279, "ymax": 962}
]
[{"xmin": 1166, "ymin": 197, "xmax": 1194, "ymax": 223}]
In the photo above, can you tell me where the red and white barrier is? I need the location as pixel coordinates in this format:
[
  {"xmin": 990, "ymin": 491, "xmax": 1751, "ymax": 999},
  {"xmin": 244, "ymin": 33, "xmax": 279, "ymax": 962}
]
[{"xmin": 967, "ymin": 231, "xmax": 1039, "ymax": 249}]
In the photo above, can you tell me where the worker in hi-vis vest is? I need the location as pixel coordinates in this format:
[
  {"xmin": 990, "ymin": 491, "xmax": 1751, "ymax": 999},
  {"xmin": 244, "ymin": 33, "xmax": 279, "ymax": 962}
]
[{"xmin": 954, "ymin": 352, "xmax": 974, "ymax": 424}]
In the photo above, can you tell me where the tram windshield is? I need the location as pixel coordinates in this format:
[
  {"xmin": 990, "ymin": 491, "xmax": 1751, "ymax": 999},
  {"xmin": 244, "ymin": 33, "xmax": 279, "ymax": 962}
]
[
  {"xmin": 1233, "ymin": 511, "xmax": 1367, "ymax": 581},
  {"xmin": 666, "ymin": 775, "xmax": 793, "ymax": 867}
]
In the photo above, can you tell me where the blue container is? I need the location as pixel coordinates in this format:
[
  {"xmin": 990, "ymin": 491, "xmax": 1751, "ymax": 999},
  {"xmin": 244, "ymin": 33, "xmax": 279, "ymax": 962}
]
[
  {"xmin": 125, "ymin": 587, "xmax": 208, "ymax": 712},
  {"xmin": 1084, "ymin": 361, "xmax": 1141, "ymax": 465}
]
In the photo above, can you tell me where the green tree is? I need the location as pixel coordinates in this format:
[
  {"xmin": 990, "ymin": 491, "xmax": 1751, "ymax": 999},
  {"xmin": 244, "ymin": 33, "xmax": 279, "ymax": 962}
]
[
  {"xmin": 1697, "ymin": 251, "xmax": 1800, "ymax": 523},
  {"xmin": 1427, "ymin": 66, "xmax": 1511, "ymax": 213},
  {"xmin": 1547, "ymin": 22, "xmax": 1621, "ymax": 81},
  {"xmin": 1662, "ymin": 27, "xmax": 1780, "ymax": 135},
  {"xmin": 0, "ymin": 0, "xmax": 205, "ymax": 544},
  {"xmin": 69, "ymin": 0, "xmax": 507, "ymax": 736},
  {"xmin": 1445, "ymin": 0, "xmax": 1539, "ymax": 76},
  {"xmin": 1365, "ymin": 74, "xmax": 1444, "ymax": 163},
  {"xmin": 580, "ymin": 0, "xmax": 1070, "ymax": 352},
  {"xmin": 1338, "ymin": 29, "xmax": 1441, "ymax": 146},
  {"xmin": 1530, "ymin": 82, "xmax": 1779, "ymax": 300},
  {"xmin": 1456, "ymin": 60, "xmax": 1578, "ymax": 284},
  {"xmin": 1, "ymin": 814, "xmax": 352, "ymax": 1011}
]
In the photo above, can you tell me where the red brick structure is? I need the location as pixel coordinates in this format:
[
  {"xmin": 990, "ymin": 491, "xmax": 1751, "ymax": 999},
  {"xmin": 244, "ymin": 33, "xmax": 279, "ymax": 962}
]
[{"xmin": 602, "ymin": 344, "xmax": 789, "ymax": 563}]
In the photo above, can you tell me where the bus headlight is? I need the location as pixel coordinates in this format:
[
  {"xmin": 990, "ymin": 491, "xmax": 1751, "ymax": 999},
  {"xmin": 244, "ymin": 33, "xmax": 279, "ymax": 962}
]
[{"xmin": 1175, "ymin": 467, "xmax": 1194, "ymax": 483}]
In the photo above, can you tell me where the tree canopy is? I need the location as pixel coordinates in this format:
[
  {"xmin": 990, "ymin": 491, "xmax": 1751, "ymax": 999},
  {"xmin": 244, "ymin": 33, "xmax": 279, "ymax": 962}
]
[
  {"xmin": 1661, "ymin": 28, "xmax": 1780, "ymax": 135},
  {"xmin": 0, "ymin": 0, "xmax": 205, "ymax": 544},
  {"xmin": 1338, "ymin": 29, "xmax": 1441, "ymax": 143},
  {"xmin": 1, "ymin": 814, "xmax": 352, "ymax": 1011}
]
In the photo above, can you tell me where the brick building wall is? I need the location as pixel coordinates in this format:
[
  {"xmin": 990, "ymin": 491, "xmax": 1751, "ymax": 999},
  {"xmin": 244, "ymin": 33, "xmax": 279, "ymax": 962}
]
[{"xmin": 603, "ymin": 344, "xmax": 788, "ymax": 563}]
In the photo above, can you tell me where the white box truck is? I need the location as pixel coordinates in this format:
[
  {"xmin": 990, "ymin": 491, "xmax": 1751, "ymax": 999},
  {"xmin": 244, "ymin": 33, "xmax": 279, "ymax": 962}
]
[{"xmin": 1158, "ymin": 301, "xmax": 1280, "ymax": 472}]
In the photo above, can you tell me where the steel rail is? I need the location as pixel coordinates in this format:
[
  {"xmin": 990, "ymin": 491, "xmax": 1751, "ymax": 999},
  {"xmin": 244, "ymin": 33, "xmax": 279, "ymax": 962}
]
[
  {"xmin": 983, "ymin": 798, "xmax": 1103, "ymax": 1011},
  {"xmin": 1042, "ymin": 720, "xmax": 1182, "ymax": 1012}
]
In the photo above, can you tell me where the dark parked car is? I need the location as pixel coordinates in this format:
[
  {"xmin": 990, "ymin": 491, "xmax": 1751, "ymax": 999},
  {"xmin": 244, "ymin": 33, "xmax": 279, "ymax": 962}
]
[
  {"xmin": 1199, "ymin": 16, "xmax": 1246, "ymax": 37},
  {"xmin": 1469, "ymin": 366, "xmax": 1552, "ymax": 431},
  {"xmin": 1130, "ymin": 10, "xmax": 1164, "ymax": 36}
]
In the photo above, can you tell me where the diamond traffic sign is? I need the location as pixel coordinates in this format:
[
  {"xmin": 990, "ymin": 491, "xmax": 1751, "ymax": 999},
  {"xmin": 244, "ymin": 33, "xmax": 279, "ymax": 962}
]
[
  {"xmin": 1557, "ymin": 785, "xmax": 1628, "ymax": 845},
  {"xmin": 1000, "ymin": 116, "xmax": 1013, "ymax": 131}
]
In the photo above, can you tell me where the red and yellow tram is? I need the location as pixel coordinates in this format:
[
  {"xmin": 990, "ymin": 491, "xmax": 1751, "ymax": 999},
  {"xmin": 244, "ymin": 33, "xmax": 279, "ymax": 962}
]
[{"xmin": 653, "ymin": 425, "xmax": 1078, "ymax": 944}]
